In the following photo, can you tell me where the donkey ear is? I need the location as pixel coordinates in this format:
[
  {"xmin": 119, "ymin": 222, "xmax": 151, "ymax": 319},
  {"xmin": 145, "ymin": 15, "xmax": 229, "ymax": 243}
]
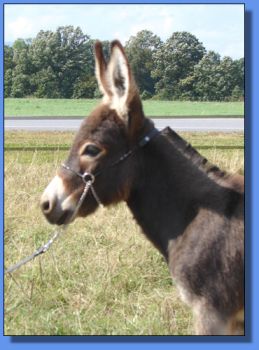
[
  {"xmin": 107, "ymin": 40, "xmax": 145, "ymax": 140},
  {"xmin": 107, "ymin": 40, "xmax": 132, "ymax": 119},
  {"xmin": 94, "ymin": 41, "xmax": 112, "ymax": 99}
]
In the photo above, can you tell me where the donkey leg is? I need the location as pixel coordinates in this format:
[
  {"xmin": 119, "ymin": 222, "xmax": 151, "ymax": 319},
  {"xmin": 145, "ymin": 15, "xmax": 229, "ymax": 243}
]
[
  {"xmin": 193, "ymin": 301, "xmax": 228, "ymax": 335},
  {"xmin": 176, "ymin": 285, "xmax": 228, "ymax": 335}
]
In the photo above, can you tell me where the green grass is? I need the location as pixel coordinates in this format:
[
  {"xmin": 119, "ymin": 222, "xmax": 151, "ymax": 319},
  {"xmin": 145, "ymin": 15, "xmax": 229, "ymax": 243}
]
[
  {"xmin": 5, "ymin": 98, "xmax": 244, "ymax": 118},
  {"xmin": 4, "ymin": 131, "xmax": 244, "ymax": 335}
]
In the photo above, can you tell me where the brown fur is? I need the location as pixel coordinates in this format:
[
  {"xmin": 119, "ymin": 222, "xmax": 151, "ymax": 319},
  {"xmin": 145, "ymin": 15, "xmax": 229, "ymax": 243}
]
[{"xmin": 41, "ymin": 41, "xmax": 244, "ymax": 335}]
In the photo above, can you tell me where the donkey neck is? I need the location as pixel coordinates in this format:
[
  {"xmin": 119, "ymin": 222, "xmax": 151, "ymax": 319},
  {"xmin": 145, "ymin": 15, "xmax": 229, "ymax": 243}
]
[{"xmin": 126, "ymin": 126, "xmax": 233, "ymax": 259}]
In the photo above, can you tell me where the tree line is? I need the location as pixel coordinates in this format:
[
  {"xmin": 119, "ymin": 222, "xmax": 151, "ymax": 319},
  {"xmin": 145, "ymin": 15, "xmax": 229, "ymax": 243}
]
[{"xmin": 4, "ymin": 26, "xmax": 244, "ymax": 101}]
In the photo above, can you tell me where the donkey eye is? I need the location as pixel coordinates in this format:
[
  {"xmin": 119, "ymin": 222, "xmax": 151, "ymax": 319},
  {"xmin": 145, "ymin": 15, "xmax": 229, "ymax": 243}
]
[{"xmin": 82, "ymin": 144, "xmax": 101, "ymax": 157}]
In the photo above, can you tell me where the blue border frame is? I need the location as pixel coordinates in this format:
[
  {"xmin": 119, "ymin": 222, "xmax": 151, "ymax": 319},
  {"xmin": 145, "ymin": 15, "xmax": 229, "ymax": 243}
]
[{"xmin": 1, "ymin": 0, "xmax": 258, "ymax": 349}]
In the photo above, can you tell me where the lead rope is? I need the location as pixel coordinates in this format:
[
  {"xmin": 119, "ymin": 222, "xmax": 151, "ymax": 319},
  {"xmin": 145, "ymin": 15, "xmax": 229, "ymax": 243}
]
[
  {"xmin": 5, "ymin": 128, "xmax": 160, "ymax": 275},
  {"xmin": 5, "ymin": 180, "xmax": 94, "ymax": 275}
]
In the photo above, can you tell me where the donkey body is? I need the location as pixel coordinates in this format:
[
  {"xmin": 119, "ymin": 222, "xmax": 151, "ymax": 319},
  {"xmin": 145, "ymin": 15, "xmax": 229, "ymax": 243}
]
[{"xmin": 41, "ymin": 40, "xmax": 244, "ymax": 335}]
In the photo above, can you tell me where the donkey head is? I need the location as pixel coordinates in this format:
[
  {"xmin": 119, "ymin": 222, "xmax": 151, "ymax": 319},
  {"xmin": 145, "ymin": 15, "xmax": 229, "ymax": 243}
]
[{"xmin": 41, "ymin": 40, "xmax": 150, "ymax": 225}]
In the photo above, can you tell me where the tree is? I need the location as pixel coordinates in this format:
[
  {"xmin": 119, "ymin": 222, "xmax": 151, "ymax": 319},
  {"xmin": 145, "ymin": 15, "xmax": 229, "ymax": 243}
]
[
  {"xmin": 4, "ymin": 69, "xmax": 13, "ymax": 97},
  {"xmin": 190, "ymin": 52, "xmax": 244, "ymax": 101},
  {"xmin": 230, "ymin": 58, "xmax": 244, "ymax": 100},
  {"xmin": 191, "ymin": 51, "xmax": 222, "ymax": 101},
  {"xmin": 217, "ymin": 56, "xmax": 237, "ymax": 100},
  {"xmin": 4, "ymin": 45, "xmax": 14, "ymax": 97},
  {"xmin": 125, "ymin": 30, "xmax": 162, "ymax": 96},
  {"xmin": 4, "ymin": 45, "xmax": 14, "ymax": 71},
  {"xmin": 233, "ymin": 58, "xmax": 244, "ymax": 90},
  {"xmin": 11, "ymin": 39, "xmax": 32, "ymax": 97},
  {"xmin": 72, "ymin": 76, "xmax": 97, "ymax": 99},
  {"xmin": 152, "ymin": 31, "xmax": 206, "ymax": 99},
  {"xmin": 30, "ymin": 67, "xmax": 59, "ymax": 98},
  {"xmin": 29, "ymin": 26, "xmax": 91, "ymax": 98},
  {"xmin": 4, "ymin": 28, "xmax": 244, "ymax": 101},
  {"xmin": 231, "ymin": 85, "xmax": 243, "ymax": 101},
  {"xmin": 73, "ymin": 39, "xmax": 110, "ymax": 98}
]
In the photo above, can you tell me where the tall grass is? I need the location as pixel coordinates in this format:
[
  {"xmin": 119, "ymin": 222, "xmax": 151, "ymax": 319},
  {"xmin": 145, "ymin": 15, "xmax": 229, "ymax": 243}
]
[{"xmin": 4, "ymin": 132, "xmax": 244, "ymax": 335}]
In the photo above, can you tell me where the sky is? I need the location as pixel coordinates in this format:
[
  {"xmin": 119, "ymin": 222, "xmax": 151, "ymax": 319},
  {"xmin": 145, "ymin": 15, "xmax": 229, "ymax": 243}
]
[{"xmin": 4, "ymin": 4, "xmax": 244, "ymax": 59}]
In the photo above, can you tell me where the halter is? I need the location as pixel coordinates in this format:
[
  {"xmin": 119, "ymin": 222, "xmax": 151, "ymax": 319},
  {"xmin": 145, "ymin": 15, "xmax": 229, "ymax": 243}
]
[
  {"xmin": 61, "ymin": 127, "xmax": 160, "ymax": 207},
  {"xmin": 5, "ymin": 127, "xmax": 160, "ymax": 274},
  {"xmin": 61, "ymin": 164, "xmax": 103, "ymax": 207}
]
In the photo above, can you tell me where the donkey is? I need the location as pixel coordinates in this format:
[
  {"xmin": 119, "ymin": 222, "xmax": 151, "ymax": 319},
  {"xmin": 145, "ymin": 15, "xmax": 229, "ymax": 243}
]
[{"xmin": 41, "ymin": 40, "xmax": 244, "ymax": 335}]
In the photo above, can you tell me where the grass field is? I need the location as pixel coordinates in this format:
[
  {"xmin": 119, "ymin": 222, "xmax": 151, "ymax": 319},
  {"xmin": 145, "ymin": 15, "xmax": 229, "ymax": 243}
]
[
  {"xmin": 4, "ymin": 131, "xmax": 244, "ymax": 335},
  {"xmin": 4, "ymin": 98, "xmax": 244, "ymax": 118}
]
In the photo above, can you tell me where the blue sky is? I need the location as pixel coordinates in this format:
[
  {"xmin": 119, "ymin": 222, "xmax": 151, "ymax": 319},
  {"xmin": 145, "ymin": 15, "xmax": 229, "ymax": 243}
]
[{"xmin": 4, "ymin": 4, "xmax": 244, "ymax": 59}]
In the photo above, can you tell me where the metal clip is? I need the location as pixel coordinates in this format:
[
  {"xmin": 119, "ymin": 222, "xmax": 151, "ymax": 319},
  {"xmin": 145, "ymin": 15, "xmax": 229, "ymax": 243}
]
[{"xmin": 82, "ymin": 172, "xmax": 95, "ymax": 184}]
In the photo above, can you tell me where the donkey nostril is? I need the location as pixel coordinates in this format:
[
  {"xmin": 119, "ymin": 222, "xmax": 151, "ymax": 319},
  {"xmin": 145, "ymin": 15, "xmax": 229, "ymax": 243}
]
[{"xmin": 41, "ymin": 200, "xmax": 51, "ymax": 213}]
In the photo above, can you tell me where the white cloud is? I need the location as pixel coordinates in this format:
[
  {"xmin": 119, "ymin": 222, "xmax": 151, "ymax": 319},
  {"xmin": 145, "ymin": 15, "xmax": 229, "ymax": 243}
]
[
  {"xmin": 163, "ymin": 16, "xmax": 174, "ymax": 34},
  {"xmin": 6, "ymin": 16, "xmax": 33, "ymax": 41},
  {"xmin": 4, "ymin": 4, "xmax": 244, "ymax": 59}
]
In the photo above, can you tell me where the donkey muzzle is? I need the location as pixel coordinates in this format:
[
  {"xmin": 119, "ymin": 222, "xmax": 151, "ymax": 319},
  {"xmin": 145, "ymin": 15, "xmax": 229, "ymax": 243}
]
[{"xmin": 40, "ymin": 175, "xmax": 76, "ymax": 225}]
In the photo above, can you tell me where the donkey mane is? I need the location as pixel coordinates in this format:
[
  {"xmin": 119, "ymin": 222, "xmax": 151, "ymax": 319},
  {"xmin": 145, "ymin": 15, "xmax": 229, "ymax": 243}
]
[
  {"xmin": 162, "ymin": 127, "xmax": 227, "ymax": 180},
  {"xmin": 160, "ymin": 126, "xmax": 244, "ymax": 196}
]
